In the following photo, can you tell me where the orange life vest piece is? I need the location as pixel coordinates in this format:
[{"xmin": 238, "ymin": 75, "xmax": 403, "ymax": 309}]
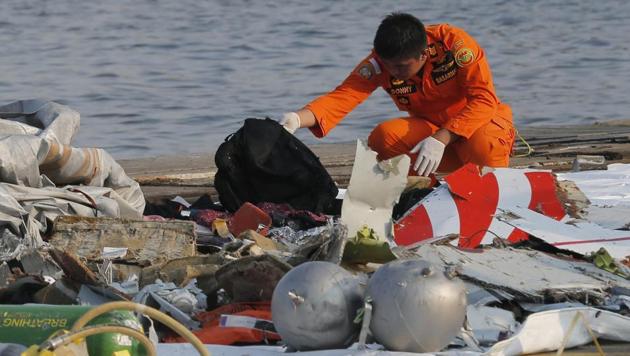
[{"xmin": 164, "ymin": 302, "xmax": 280, "ymax": 345}]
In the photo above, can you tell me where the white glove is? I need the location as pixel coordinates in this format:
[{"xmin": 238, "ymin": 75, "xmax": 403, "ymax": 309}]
[
  {"xmin": 278, "ymin": 112, "xmax": 301, "ymax": 134},
  {"xmin": 410, "ymin": 136, "xmax": 446, "ymax": 176}
]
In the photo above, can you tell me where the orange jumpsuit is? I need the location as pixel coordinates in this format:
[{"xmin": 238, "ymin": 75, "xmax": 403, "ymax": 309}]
[{"xmin": 305, "ymin": 24, "xmax": 515, "ymax": 173}]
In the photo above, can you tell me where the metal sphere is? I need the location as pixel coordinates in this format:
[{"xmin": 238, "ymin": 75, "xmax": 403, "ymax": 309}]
[
  {"xmin": 271, "ymin": 261, "xmax": 366, "ymax": 350},
  {"xmin": 366, "ymin": 259, "xmax": 466, "ymax": 352}
]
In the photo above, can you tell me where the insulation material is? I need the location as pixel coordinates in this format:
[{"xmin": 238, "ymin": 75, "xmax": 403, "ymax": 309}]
[
  {"xmin": 40, "ymin": 141, "xmax": 145, "ymax": 213},
  {"xmin": 488, "ymin": 307, "xmax": 630, "ymax": 355},
  {"xmin": 0, "ymin": 100, "xmax": 145, "ymax": 259},
  {"xmin": 0, "ymin": 100, "xmax": 144, "ymax": 214},
  {"xmin": 0, "ymin": 135, "xmax": 50, "ymax": 187},
  {"xmin": 0, "ymin": 99, "xmax": 80, "ymax": 145}
]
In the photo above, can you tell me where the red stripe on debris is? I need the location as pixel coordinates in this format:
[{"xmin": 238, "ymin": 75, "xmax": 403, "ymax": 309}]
[{"xmin": 394, "ymin": 205, "xmax": 434, "ymax": 246}]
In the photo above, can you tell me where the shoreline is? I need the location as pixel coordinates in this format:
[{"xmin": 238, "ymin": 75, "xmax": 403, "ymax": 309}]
[{"xmin": 119, "ymin": 122, "xmax": 630, "ymax": 203}]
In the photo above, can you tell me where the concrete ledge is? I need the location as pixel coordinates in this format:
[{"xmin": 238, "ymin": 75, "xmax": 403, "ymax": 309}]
[{"xmin": 119, "ymin": 124, "xmax": 630, "ymax": 203}]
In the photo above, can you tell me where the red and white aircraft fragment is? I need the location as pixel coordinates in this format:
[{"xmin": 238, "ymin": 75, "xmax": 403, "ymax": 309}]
[{"xmin": 394, "ymin": 164, "xmax": 630, "ymax": 258}]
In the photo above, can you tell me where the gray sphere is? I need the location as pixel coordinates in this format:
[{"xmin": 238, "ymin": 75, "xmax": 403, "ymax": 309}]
[
  {"xmin": 366, "ymin": 259, "xmax": 466, "ymax": 352},
  {"xmin": 271, "ymin": 261, "xmax": 365, "ymax": 350}
]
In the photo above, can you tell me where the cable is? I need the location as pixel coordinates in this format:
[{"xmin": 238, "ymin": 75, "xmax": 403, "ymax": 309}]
[
  {"xmin": 513, "ymin": 128, "xmax": 534, "ymax": 158},
  {"xmin": 40, "ymin": 324, "xmax": 156, "ymax": 356},
  {"xmin": 556, "ymin": 311, "xmax": 604, "ymax": 356},
  {"xmin": 71, "ymin": 301, "xmax": 210, "ymax": 356}
]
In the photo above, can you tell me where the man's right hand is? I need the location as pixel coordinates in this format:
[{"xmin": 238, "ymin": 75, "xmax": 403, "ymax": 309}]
[{"xmin": 278, "ymin": 112, "xmax": 301, "ymax": 134}]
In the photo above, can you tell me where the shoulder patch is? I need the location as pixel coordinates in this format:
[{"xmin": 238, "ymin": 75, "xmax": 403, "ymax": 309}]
[
  {"xmin": 358, "ymin": 64, "xmax": 373, "ymax": 80},
  {"xmin": 454, "ymin": 47, "xmax": 474, "ymax": 67}
]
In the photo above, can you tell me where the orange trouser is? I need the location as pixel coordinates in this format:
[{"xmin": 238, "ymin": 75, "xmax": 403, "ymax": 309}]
[{"xmin": 367, "ymin": 116, "xmax": 515, "ymax": 175}]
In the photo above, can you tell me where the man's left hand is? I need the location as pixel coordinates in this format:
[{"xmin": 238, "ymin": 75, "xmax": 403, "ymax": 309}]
[{"xmin": 410, "ymin": 136, "xmax": 446, "ymax": 176}]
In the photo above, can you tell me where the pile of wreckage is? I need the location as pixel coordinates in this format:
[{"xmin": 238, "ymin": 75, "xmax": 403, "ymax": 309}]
[{"xmin": 1, "ymin": 100, "xmax": 629, "ymax": 355}]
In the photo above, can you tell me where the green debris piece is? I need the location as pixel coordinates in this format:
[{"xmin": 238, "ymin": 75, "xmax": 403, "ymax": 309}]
[
  {"xmin": 353, "ymin": 307, "xmax": 365, "ymax": 324},
  {"xmin": 591, "ymin": 247, "xmax": 629, "ymax": 279},
  {"xmin": 342, "ymin": 225, "xmax": 397, "ymax": 264}
]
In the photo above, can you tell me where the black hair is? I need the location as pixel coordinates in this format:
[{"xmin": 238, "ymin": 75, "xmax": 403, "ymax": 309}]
[{"xmin": 373, "ymin": 12, "xmax": 427, "ymax": 60}]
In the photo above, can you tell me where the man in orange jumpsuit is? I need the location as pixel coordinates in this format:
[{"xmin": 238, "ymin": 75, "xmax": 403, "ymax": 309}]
[{"xmin": 279, "ymin": 12, "xmax": 515, "ymax": 176}]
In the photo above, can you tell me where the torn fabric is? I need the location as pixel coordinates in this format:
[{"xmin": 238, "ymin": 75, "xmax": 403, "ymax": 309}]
[
  {"xmin": 488, "ymin": 307, "xmax": 630, "ymax": 355},
  {"xmin": 0, "ymin": 100, "xmax": 145, "ymax": 259}
]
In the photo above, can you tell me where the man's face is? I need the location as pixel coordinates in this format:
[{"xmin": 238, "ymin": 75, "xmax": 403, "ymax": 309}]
[{"xmin": 380, "ymin": 52, "xmax": 427, "ymax": 81}]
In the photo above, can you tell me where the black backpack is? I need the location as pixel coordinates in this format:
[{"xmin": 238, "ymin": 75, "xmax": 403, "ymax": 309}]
[{"xmin": 214, "ymin": 118, "xmax": 338, "ymax": 213}]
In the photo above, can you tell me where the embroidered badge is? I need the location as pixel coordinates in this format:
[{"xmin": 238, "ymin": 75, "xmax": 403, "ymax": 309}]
[
  {"xmin": 358, "ymin": 64, "xmax": 373, "ymax": 80},
  {"xmin": 431, "ymin": 50, "xmax": 457, "ymax": 85},
  {"xmin": 454, "ymin": 47, "xmax": 474, "ymax": 67}
]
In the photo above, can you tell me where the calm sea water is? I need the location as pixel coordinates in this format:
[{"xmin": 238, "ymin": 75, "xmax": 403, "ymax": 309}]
[{"xmin": 1, "ymin": 0, "xmax": 629, "ymax": 158}]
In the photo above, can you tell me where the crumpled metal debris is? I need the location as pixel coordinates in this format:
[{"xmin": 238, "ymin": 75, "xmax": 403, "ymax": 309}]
[
  {"xmin": 411, "ymin": 244, "xmax": 630, "ymax": 303},
  {"xmin": 133, "ymin": 279, "xmax": 207, "ymax": 329},
  {"xmin": 267, "ymin": 224, "xmax": 331, "ymax": 248},
  {"xmin": 466, "ymin": 305, "xmax": 519, "ymax": 345},
  {"xmin": 282, "ymin": 221, "xmax": 348, "ymax": 265}
]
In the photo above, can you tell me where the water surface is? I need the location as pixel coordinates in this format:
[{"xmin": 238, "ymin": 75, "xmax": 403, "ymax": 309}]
[{"xmin": 1, "ymin": 0, "xmax": 628, "ymax": 158}]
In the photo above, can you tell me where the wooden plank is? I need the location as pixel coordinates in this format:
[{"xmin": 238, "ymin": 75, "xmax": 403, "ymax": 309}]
[{"xmin": 49, "ymin": 216, "xmax": 197, "ymax": 265}]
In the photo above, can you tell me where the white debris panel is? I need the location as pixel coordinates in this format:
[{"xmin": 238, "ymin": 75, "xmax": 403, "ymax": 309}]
[
  {"xmin": 410, "ymin": 244, "xmax": 630, "ymax": 301},
  {"xmin": 488, "ymin": 307, "xmax": 630, "ymax": 355},
  {"xmin": 341, "ymin": 139, "xmax": 409, "ymax": 241},
  {"xmin": 497, "ymin": 206, "xmax": 630, "ymax": 259},
  {"xmin": 557, "ymin": 163, "xmax": 630, "ymax": 230}
]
